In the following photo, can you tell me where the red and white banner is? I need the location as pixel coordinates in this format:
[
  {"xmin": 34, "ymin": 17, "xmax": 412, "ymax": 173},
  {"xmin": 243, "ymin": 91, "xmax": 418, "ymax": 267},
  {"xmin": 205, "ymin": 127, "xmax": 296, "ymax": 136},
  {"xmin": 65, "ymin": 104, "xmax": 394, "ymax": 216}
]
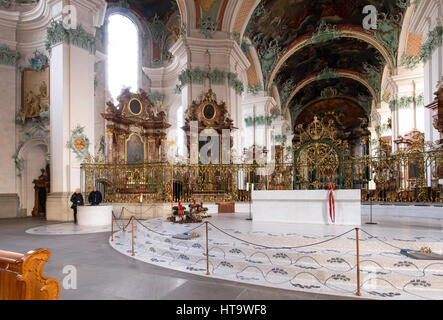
[{"xmin": 327, "ymin": 185, "xmax": 337, "ymax": 223}]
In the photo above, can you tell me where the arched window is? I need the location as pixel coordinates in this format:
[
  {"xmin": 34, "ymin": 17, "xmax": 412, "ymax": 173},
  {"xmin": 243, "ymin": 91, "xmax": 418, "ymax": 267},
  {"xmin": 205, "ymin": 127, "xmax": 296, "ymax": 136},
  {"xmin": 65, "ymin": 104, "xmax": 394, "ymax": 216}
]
[{"xmin": 107, "ymin": 14, "xmax": 139, "ymax": 102}]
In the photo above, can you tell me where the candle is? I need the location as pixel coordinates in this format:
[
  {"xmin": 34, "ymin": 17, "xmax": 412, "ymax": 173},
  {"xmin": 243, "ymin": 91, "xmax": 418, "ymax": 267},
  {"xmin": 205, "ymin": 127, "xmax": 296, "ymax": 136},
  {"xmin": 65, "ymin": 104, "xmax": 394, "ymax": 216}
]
[
  {"xmin": 246, "ymin": 183, "xmax": 249, "ymax": 191},
  {"xmin": 251, "ymin": 184, "xmax": 254, "ymax": 191}
]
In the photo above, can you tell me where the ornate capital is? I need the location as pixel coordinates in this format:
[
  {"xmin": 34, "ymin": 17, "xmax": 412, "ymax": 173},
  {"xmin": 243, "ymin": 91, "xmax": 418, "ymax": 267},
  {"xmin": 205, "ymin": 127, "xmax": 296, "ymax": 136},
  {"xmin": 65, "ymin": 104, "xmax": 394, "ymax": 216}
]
[
  {"xmin": 0, "ymin": 45, "xmax": 20, "ymax": 67},
  {"xmin": 45, "ymin": 20, "xmax": 96, "ymax": 55}
]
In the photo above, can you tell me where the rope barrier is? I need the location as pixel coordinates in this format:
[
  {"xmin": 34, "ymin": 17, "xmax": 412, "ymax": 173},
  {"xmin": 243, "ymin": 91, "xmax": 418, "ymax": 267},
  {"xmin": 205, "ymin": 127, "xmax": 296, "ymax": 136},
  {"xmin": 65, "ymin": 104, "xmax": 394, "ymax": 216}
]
[
  {"xmin": 359, "ymin": 229, "xmax": 403, "ymax": 250},
  {"xmin": 133, "ymin": 217, "xmax": 205, "ymax": 237},
  {"xmin": 113, "ymin": 215, "xmax": 403, "ymax": 253},
  {"xmin": 111, "ymin": 212, "xmax": 123, "ymax": 230},
  {"xmin": 207, "ymin": 222, "xmax": 356, "ymax": 250}
]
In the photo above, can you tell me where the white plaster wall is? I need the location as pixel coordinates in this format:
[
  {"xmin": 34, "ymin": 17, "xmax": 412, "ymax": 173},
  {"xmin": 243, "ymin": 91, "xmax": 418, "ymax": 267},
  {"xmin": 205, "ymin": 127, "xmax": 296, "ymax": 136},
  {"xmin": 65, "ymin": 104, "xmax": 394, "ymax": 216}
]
[{"xmin": 0, "ymin": 65, "xmax": 17, "ymax": 194}]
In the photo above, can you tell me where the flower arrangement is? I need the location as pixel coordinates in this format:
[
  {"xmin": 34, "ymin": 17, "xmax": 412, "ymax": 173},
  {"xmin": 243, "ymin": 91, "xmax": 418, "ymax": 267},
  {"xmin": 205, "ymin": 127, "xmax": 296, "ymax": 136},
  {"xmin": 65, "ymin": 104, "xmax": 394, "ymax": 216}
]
[{"xmin": 169, "ymin": 200, "xmax": 209, "ymax": 223}]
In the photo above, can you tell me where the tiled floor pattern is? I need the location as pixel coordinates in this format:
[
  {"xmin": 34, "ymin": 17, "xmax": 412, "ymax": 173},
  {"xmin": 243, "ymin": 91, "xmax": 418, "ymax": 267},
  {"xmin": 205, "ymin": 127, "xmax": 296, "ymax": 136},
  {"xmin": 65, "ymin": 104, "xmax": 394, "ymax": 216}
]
[{"xmin": 110, "ymin": 213, "xmax": 443, "ymax": 300}]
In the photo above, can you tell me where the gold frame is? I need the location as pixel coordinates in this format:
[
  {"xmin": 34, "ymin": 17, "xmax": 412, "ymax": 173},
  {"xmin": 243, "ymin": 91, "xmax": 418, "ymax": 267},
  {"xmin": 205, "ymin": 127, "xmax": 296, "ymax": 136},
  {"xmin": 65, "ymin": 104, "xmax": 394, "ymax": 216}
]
[
  {"xmin": 201, "ymin": 102, "xmax": 217, "ymax": 121},
  {"xmin": 128, "ymin": 98, "xmax": 143, "ymax": 116},
  {"xmin": 125, "ymin": 133, "xmax": 146, "ymax": 163}
]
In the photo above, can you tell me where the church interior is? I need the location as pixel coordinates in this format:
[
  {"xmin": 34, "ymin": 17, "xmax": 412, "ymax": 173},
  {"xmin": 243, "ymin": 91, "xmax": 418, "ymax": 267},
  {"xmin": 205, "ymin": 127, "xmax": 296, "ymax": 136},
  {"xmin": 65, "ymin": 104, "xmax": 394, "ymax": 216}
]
[{"xmin": 1, "ymin": 0, "xmax": 443, "ymax": 302}]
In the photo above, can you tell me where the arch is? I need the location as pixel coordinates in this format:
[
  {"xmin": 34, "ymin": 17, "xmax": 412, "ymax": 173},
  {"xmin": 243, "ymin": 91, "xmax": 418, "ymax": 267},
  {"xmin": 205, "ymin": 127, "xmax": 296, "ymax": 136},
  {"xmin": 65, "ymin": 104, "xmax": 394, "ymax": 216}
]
[
  {"xmin": 175, "ymin": 0, "xmax": 188, "ymax": 27},
  {"xmin": 229, "ymin": 0, "xmax": 260, "ymax": 37},
  {"xmin": 266, "ymin": 26, "xmax": 394, "ymax": 91},
  {"xmin": 285, "ymin": 70, "xmax": 379, "ymax": 111},
  {"xmin": 17, "ymin": 138, "xmax": 49, "ymax": 216},
  {"xmin": 245, "ymin": 43, "xmax": 262, "ymax": 89},
  {"xmin": 292, "ymin": 96, "xmax": 369, "ymax": 124},
  {"xmin": 397, "ymin": 4, "xmax": 419, "ymax": 68}
]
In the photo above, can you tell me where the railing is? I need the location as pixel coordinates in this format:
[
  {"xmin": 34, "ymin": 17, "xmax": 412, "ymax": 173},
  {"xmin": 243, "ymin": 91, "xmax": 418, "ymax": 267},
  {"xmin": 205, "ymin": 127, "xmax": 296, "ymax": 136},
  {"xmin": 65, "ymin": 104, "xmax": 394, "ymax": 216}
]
[{"xmin": 82, "ymin": 150, "xmax": 443, "ymax": 204}]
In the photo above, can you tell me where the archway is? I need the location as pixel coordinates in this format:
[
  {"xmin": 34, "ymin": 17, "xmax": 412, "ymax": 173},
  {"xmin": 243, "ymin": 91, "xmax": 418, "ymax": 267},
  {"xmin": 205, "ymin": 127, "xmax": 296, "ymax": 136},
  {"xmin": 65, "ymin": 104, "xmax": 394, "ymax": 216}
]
[{"xmin": 17, "ymin": 139, "xmax": 48, "ymax": 216}]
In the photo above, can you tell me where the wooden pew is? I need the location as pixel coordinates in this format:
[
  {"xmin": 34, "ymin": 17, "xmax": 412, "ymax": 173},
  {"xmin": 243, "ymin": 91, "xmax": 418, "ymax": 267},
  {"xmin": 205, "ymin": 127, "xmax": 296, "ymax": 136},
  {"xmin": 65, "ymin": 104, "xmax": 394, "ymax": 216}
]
[{"xmin": 0, "ymin": 248, "xmax": 60, "ymax": 300}]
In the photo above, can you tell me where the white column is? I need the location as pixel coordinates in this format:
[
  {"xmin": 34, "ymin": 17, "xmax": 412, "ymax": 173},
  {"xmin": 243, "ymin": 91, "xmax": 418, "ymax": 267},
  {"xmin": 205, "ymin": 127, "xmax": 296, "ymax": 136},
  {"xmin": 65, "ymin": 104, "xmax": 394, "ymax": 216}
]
[{"xmin": 46, "ymin": 43, "xmax": 96, "ymax": 221}]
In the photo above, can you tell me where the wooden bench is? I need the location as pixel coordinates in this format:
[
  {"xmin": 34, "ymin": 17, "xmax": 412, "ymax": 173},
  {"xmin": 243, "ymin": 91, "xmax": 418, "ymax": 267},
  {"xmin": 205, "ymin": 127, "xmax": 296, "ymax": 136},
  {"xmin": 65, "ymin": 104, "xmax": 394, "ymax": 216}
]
[{"xmin": 0, "ymin": 248, "xmax": 60, "ymax": 300}]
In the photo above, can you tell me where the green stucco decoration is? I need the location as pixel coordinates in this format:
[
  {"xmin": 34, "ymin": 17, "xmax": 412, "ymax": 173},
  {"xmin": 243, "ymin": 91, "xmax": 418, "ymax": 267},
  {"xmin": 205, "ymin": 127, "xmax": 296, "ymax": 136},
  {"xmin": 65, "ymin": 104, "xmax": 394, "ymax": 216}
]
[
  {"xmin": 67, "ymin": 125, "xmax": 90, "ymax": 161},
  {"xmin": 419, "ymin": 26, "xmax": 443, "ymax": 63},
  {"xmin": 198, "ymin": 15, "xmax": 219, "ymax": 39},
  {"xmin": 45, "ymin": 20, "xmax": 96, "ymax": 55},
  {"xmin": 0, "ymin": 45, "xmax": 20, "ymax": 66},
  {"xmin": 27, "ymin": 49, "xmax": 49, "ymax": 72},
  {"xmin": 247, "ymin": 81, "xmax": 262, "ymax": 96},
  {"xmin": 309, "ymin": 21, "xmax": 342, "ymax": 45},
  {"xmin": 400, "ymin": 52, "xmax": 421, "ymax": 70},
  {"xmin": 175, "ymin": 68, "xmax": 244, "ymax": 95},
  {"xmin": 148, "ymin": 91, "xmax": 165, "ymax": 103},
  {"xmin": 389, "ymin": 93, "xmax": 424, "ymax": 112}
]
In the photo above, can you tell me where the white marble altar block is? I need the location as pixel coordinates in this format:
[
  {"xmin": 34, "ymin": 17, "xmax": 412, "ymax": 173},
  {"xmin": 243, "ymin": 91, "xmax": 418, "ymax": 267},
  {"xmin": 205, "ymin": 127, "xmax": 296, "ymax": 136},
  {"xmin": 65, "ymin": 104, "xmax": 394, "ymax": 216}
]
[
  {"xmin": 77, "ymin": 205, "xmax": 113, "ymax": 227},
  {"xmin": 252, "ymin": 190, "xmax": 361, "ymax": 226}
]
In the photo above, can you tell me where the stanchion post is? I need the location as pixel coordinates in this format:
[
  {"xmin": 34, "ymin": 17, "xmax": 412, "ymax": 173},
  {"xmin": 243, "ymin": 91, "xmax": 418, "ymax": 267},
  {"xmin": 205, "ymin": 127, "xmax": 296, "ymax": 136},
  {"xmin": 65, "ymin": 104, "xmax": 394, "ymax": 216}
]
[
  {"xmin": 122, "ymin": 207, "xmax": 125, "ymax": 232},
  {"xmin": 131, "ymin": 217, "xmax": 135, "ymax": 257},
  {"xmin": 205, "ymin": 221, "xmax": 210, "ymax": 275},
  {"xmin": 356, "ymin": 227, "xmax": 361, "ymax": 296},
  {"xmin": 111, "ymin": 211, "xmax": 114, "ymax": 241}
]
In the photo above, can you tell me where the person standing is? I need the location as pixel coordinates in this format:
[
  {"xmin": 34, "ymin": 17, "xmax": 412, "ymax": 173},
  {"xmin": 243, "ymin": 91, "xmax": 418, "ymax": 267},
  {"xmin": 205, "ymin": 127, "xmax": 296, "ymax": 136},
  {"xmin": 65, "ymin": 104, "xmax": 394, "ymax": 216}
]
[
  {"xmin": 70, "ymin": 189, "xmax": 84, "ymax": 224},
  {"xmin": 88, "ymin": 187, "xmax": 103, "ymax": 206}
]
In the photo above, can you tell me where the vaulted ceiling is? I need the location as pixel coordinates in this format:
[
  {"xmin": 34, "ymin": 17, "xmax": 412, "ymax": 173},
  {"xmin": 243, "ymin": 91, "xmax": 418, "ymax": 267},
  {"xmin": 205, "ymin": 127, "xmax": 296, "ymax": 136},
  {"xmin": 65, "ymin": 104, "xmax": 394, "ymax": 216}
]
[
  {"xmin": 244, "ymin": 0, "xmax": 410, "ymax": 131},
  {"xmin": 106, "ymin": 0, "xmax": 177, "ymax": 21}
]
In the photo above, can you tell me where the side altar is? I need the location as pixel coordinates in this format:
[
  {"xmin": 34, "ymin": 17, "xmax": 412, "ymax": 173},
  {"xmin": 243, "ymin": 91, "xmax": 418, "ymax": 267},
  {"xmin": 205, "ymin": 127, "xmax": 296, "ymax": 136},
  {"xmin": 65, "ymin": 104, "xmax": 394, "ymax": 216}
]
[
  {"xmin": 103, "ymin": 88, "xmax": 170, "ymax": 164},
  {"xmin": 251, "ymin": 190, "xmax": 361, "ymax": 226}
]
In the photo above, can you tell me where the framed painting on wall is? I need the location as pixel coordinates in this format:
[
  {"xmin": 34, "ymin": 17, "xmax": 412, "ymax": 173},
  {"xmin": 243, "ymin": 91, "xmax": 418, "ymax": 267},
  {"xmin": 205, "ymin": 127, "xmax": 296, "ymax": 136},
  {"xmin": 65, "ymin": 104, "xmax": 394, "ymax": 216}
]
[
  {"xmin": 126, "ymin": 133, "xmax": 145, "ymax": 164},
  {"xmin": 21, "ymin": 66, "xmax": 50, "ymax": 124}
]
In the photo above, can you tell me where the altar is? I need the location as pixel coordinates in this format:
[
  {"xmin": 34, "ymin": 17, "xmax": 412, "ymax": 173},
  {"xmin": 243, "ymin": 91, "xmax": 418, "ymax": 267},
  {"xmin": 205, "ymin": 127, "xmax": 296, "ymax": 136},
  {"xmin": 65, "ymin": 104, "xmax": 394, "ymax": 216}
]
[
  {"xmin": 251, "ymin": 190, "xmax": 361, "ymax": 226},
  {"xmin": 77, "ymin": 205, "xmax": 113, "ymax": 227}
]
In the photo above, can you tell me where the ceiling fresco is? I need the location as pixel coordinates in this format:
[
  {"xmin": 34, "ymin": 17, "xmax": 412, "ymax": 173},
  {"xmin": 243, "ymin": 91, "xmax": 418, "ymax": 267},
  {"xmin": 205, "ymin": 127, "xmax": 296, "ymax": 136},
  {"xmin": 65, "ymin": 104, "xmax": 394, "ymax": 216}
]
[
  {"xmin": 275, "ymin": 37, "xmax": 384, "ymax": 100},
  {"xmin": 246, "ymin": 0, "xmax": 405, "ymax": 50},
  {"xmin": 106, "ymin": 0, "xmax": 177, "ymax": 21},
  {"xmin": 290, "ymin": 77, "xmax": 373, "ymax": 113},
  {"xmin": 244, "ymin": 0, "xmax": 411, "ymax": 132}
]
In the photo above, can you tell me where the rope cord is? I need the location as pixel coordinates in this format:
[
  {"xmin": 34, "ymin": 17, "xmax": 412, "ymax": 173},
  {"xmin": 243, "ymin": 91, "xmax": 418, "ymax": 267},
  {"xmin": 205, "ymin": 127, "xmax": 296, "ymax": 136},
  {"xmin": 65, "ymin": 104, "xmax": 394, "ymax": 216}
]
[
  {"xmin": 359, "ymin": 229, "xmax": 403, "ymax": 250},
  {"xmin": 112, "ymin": 215, "xmax": 403, "ymax": 252},
  {"xmin": 207, "ymin": 222, "xmax": 356, "ymax": 250},
  {"xmin": 132, "ymin": 217, "xmax": 205, "ymax": 237}
]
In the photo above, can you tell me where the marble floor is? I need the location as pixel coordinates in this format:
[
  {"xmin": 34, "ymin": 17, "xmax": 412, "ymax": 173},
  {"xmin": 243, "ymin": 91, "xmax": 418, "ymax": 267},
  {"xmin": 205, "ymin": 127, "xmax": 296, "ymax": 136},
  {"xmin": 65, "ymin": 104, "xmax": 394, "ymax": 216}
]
[
  {"xmin": 2, "ymin": 212, "xmax": 443, "ymax": 300},
  {"xmin": 0, "ymin": 217, "xmax": 357, "ymax": 300},
  {"xmin": 110, "ymin": 213, "xmax": 443, "ymax": 300},
  {"xmin": 26, "ymin": 222, "xmax": 111, "ymax": 235}
]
